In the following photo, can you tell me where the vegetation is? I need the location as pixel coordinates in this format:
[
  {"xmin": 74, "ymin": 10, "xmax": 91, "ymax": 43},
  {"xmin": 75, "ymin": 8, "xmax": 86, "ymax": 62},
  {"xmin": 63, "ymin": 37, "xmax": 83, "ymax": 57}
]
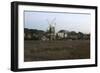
[
  {"xmin": 24, "ymin": 40, "xmax": 90, "ymax": 61},
  {"xmin": 24, "ymin": 28, "xmax": 90, "ymax": 40}
]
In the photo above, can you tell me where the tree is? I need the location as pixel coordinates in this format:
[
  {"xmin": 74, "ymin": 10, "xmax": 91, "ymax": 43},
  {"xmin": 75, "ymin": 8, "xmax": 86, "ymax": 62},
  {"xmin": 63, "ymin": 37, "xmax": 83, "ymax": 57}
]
[
  {"xmin": 78, "ymin": 32, "xmax": 84, "ymax": 39},
  {"xmin": 70, "ymin": 31, "xmax": 77, "ymax": 35}
]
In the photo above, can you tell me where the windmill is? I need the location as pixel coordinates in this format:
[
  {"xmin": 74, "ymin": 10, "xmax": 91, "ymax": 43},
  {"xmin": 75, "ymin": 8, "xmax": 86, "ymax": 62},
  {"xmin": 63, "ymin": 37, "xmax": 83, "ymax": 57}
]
[{"xmin": 46, "ymin": 18, "xmax": 56, "ymax": 40}]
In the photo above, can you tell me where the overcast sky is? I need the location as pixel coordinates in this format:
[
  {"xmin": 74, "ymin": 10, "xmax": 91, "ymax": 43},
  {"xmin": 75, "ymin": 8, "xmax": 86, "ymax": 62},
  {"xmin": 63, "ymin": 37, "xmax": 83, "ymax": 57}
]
[{"xmin": 24, "ymin": 11, "xmax": 91, "ymax": 34}]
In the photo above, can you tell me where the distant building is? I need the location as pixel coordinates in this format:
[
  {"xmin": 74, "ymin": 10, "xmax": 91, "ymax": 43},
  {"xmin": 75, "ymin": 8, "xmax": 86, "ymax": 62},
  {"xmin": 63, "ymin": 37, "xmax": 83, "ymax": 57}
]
[
  {"xmin": 24, "ymin": 25, "xmax": 90, "ymax": 40},
  {"xmin": 57, "ymin": 30, "xmax": 68, "ymax": 39},
  {"xmin": 68, "ymin": 35, "xmax": 78, "ymax": 40},
  {"xmin": 83, "ymin": 34, "xmax": 90, "ymax": 40},
  {"xmin": 24, "ymin": 28, "xmax": 45, "ymax": 40},
  {"xmin": 41, "ymin": 36, "xmax": 49, "ymax": 41}
]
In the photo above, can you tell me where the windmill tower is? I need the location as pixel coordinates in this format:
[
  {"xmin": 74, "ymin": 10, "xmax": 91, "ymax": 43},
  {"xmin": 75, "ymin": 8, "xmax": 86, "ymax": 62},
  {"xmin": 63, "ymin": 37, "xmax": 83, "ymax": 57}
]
[{"xmin": 46, "ymin": 18, "xmax": 56, "ymax": 40}]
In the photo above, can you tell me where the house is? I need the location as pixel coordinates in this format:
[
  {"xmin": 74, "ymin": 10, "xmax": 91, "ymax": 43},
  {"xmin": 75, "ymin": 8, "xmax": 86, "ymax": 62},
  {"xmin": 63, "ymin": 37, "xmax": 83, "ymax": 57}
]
[
  {"xmin": 83, "ymin": 34, "xmax": 90, "ymax": 40},
  {"xmin": 68, "ymin": 35, "xmax": 78, "ymax": 40},
  {"xmin": 57, "ymin": 30, "xmax": 68, "ymax": 39}
]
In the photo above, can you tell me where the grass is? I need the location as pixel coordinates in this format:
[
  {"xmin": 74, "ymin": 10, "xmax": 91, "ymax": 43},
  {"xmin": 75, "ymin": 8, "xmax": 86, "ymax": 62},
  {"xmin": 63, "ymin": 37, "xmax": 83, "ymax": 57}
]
[{"xmin": 24, "ymin": 40, "xmax": 90, "ymax": 62}]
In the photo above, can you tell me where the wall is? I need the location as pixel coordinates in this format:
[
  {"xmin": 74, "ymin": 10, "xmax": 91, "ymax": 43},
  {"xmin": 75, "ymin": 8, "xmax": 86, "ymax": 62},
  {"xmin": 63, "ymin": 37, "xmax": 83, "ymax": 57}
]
[{"xmin": 0, "ymin": 0, "xmax": 99, "ymax": 73}]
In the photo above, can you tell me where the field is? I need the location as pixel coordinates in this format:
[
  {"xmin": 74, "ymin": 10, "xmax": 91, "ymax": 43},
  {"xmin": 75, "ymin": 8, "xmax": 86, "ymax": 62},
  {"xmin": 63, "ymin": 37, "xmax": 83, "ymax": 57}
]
[{"xmin": 24, "ymin": 40, "xmax": 90, "ymax": 62}]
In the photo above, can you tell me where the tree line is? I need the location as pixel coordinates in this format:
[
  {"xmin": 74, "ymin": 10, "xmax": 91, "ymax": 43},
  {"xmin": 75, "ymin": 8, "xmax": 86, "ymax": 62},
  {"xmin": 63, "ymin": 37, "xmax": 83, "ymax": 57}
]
[{"xmin": 24, "ymin": 28, "xmax": 90, "ymax": 40}]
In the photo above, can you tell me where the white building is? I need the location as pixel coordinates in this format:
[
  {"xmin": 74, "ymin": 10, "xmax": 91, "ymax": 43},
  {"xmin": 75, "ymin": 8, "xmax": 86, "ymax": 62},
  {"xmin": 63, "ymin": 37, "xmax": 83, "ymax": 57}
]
[{"xmin": 57, "ymin": 30, "xmax": 68, "ymax": 39}]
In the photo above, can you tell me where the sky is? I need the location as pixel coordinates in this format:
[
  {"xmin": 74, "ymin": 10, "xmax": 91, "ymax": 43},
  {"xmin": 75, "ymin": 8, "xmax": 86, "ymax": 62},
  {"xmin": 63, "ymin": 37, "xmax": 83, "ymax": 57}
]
[{"xmin": 24, "ymin": 11, "xmax": 91, "ymax": 34}]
